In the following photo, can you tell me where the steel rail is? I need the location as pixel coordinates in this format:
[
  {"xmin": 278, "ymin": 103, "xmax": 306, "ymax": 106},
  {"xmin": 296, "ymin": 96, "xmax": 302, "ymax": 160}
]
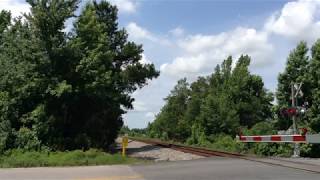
[{"xmin": 129, "ymin": 137, "xmax": 320, "ymax": 174}]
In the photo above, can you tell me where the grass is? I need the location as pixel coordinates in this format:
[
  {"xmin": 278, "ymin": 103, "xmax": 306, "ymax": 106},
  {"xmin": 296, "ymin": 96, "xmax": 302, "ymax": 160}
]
[{"xmin": 0, "ymin": 149, "xmax": 140, "ymax": 168}]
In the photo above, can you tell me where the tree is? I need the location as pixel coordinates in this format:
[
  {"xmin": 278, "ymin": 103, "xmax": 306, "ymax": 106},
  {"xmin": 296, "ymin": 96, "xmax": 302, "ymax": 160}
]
[
  {"xmin": 0, "ymin": 10, "xmax": 12, "ymax": 152},
  {"xmin": 197, "ymin": 57, "xmax": 238, "ymax": 136},
  {"xmin": 0, "ymin": 0, "xmax": 159, "ymax": 151},
  {"xmin": 148, "ymin": 55, "xmax": 273, "ymax": 142},
  {"xmin": 197, "ymin": 55, "xmax": 272, "ymax": 136},
  {"xmin": 149, "ymin": 78, "xmax": 190, "ymax": 141},
  {"xmin": 309, "ymin": 39, "xmax": 320, "ymax": 132},
  {"xmin": 183, "ymin": 77, "xmax": 209, "ymax": 137},
  {"xmin": 276, "ymin": 41, "xmax": 310, "ymax": 130},
  {"xmin": 231, "ymin": 55, "xmax": 273, "ymax": 128}
]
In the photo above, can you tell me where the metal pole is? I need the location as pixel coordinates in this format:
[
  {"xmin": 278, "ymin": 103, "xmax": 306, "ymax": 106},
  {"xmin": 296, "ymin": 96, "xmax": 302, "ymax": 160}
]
[{"xmin": 292, "ymin": 83, "xmax": 300, "ymax": 157}]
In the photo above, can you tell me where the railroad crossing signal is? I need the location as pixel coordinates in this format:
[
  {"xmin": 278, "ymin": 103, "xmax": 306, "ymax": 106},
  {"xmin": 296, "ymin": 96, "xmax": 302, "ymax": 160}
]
[
  {"xmin": 237, "ymin": 82, "xmax": 320, "ymax": 157},
  {"xmin": 280, "ymin": 107, "xmax": 306, "ymax": 117}
]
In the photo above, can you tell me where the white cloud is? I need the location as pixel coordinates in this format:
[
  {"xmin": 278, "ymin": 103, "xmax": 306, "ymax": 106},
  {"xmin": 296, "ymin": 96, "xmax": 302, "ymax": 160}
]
[
  {"xmin": 161, "ymin": 0, "xmax": 320, "ymax": 78},
  {"xmin": 265, "ymin": 0, "xmax": 320, "ymax": 42},
  {"xmin": 178, "ymin": 33, "xmax": 226, "ymax": 54},
  {"xmin": 161, "ymin": 27, "xmax": 274, "ymax": 78},
  {"xmin": 0, "ymin": 0, "xmax": 30, "ymax": 17},
  {"xmin": 126, "ymin": 22, "xmax": 173, "ymax": 47},
  {"xmin": 170, "ymin": 27, "xmax": 185, "ymax": 37},
  {"xmin": 126, "ymin": 22, "xmax": 156, "ymax": 41},
  {"xmin": 109, "ymin": 0, "xmax": 138, "ymax": 14},
  {"xmin": 160, "ymin": 54, "xmax": 210, "ymax": 78}
]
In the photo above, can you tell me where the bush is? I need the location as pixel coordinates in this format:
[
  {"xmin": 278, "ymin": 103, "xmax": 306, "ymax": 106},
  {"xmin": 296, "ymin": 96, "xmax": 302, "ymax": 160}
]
[
  {"xmin": 14, "ymin": 127, "xmax": 41, "ymax": 151},
  {"xmin": 160, "ymin": 132, "xmax": 169, "ymax": 141},
  {"xmin": 243, "ymin": 122, "xmax": 276, "ymax": 135},
  {"xmin": 186, "ymin": 124, "xmax": 208, "ymax": 145},
  {"xmin": 0, "ymin": 120, "xmax": 12, "ymax": 153},
  {"xmin": 251, "ymin": 143, "xmax": 292, "ymax": 157},
  {"xmin": 208, "ymin": 134, "xmax": 244, "ymax": 153},
  {"xmin": 300, "ymin": 144, "xmax": 320, "ymax": 158}
]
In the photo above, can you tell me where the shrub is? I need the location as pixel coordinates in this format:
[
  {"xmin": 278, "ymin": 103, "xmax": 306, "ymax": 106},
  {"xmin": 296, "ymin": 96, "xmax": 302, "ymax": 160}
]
[
  {"xmin": 300, "ymin": 144, "xmax": 320, "ymax": 158},
  {"xmin": 208, "ymin": 134, "xmax": 244, "ymax": 153},
  {"xmin": 0, "ymin": 120, "xmax": 12, "ymax": 153},
  {"xmin": 14, "ymin": 127, "xmax": 40, "ymax": 151}
]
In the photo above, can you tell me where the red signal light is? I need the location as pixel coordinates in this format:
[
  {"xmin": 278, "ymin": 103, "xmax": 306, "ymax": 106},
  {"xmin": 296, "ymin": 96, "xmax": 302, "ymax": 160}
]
[
  {"xmin": 287, "ymin": 108, "xmax": 297, "ymax": 116},
  {"xmin": 280, "ymin": 107, "xmax": 297, "ymax": 117}
]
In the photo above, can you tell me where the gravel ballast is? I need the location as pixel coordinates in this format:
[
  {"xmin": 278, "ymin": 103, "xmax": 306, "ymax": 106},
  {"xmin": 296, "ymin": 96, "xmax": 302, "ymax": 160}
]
[{"xmin": 125, "ymin": 140, "xmax": 204, "ymax": 162}]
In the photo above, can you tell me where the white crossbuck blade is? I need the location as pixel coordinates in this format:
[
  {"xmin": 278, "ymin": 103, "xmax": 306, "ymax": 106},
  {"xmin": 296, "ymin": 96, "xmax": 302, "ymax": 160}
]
[{"xmin": 236, "ymin": 134, "xmax": 320, "ymax": 144}]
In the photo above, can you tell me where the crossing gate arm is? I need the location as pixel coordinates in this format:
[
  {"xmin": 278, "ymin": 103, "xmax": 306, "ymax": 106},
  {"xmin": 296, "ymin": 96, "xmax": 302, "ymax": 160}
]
[{"xmin": 236, "ymin": 134, "xmax": 320, "ymax": 144}]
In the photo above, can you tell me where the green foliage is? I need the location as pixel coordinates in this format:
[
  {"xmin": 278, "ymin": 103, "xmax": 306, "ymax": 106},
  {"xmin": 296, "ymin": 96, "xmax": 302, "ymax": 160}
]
[
  {"xmin": 250, "ymin": 143, "xmax": 292, "ymax": 157},
  {"xmin": 0, "ymin": 119, "xmax": 11, "ymax": 153},
  {"xmin": 309, "ymin": 39, "xmax": 320, "ymax": 132},
  {"xmin": 0, "ymin": 149, "xmax": 138, "ymax": 168},
  {"xmin": 276, "ymin": 41, "xmax": 310, "ymax": 130},
  {"xmin": 14, "ymin": 127, "xmax": 41, "ymax": 151},
  {"xmin": 0, "ymin": 0, "xmax": 159, "ymax": 151},
  {"xmin": 244, "ymin": 122, "xmax": 276, "ymax": 135},
  {"xmin": 300, "ymin": 144, "xmax": 320, "ymax": 158},
  {"xmin": 0, "ymin": 10, "xmax": 11, "ymax": 36},
  {"xmin": 277, "ymin": 41, "xmax": 310, "ymax": 107},
  {"xmin": 119, "ymin": 125, "xmax": 130, "ymax": 135},
  {"xmin": 148, "ymin": 55, "xmax": 273, "ymax": 143},
  {"xmin": 186, "ymin": 123, "xmax": 207, "ymax": 145},
  {"xmin": 149, "ymin": 78, "xmax": 190, "ymax": 141},
  {"xmin": 208, "ymin": 134, "xmax": 244, "ymax": 153}
]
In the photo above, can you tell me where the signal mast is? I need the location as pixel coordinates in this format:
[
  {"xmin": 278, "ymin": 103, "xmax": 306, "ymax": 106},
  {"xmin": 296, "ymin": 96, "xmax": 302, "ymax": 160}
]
[{"xmin": 237, "ymin": 82, "xmax": 320, "ymax": 157}]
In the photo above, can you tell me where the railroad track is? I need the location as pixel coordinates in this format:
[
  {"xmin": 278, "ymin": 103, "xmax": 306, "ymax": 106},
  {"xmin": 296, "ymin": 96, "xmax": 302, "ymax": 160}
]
[{"xmin": 129, "ymin": 137, "xmax": 320, "ymax": 174}]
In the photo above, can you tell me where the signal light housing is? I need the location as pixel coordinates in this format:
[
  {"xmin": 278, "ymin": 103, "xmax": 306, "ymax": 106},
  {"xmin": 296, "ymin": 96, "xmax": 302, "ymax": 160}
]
[{"xmin": 280, "ymin": 107, "xmax": 298, "ymax": 117}]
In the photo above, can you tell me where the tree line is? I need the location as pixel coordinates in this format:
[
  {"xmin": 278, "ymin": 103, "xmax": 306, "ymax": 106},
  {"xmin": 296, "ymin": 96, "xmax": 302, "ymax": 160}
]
[
  {"xmin": 145, "ymin": 41, "xmax": 320, "ymax": 156},
  {"xmin": 147, "ymin": 55, "xmax": 273, "ymax": 142},
  {"xmin": 0, "ymin": 0, "xmax": 158, "ymax": 153}
]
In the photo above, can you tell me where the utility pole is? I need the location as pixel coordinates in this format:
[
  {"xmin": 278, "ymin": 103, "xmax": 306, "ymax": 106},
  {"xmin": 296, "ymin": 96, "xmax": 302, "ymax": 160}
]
[{"xmin": 291, "ymin": 83, "xmax": 300, "ymax": 157}]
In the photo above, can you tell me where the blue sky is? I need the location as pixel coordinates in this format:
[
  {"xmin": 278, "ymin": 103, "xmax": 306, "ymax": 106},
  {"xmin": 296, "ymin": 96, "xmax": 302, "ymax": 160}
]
[{"xmin": 2, "ymin": 0, "xmax": 320, "ymax": 129}]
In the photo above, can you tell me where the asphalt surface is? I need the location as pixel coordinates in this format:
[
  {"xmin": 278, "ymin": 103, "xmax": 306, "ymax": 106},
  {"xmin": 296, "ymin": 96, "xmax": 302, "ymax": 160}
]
[
  {"xmin": 133, "ymin": 157, "xmax": 320, "ymax": 180},
  {"xmin": 0, "ymin": 157, "xmax": 320, "ymax": 180},
  {"xmin": 0, "ymin": 165, "xmax": 142, "ymax": 180}
]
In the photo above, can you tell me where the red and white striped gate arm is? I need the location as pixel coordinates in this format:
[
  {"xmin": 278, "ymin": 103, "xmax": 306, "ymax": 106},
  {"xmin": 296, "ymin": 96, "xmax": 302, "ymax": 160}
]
[
  {"xmin": 236, "ymin": 134, "xmax": 306, "ymax": 143},
  {"xmin": 236, "ymin": 134, "xmax": 320, "ymax": 144}
]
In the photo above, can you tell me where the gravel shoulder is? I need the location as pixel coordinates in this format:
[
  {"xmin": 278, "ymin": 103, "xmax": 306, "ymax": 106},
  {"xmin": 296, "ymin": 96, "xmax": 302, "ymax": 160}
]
[{"xmin": 120, "ymin": 139, "xmax": 204, "ymax": 162}]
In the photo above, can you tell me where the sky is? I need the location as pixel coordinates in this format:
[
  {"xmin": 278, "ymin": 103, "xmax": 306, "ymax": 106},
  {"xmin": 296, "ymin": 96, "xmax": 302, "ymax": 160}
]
[{"xmin": 1, "ymin": 0, "xmax": 320, "ymax": 129}]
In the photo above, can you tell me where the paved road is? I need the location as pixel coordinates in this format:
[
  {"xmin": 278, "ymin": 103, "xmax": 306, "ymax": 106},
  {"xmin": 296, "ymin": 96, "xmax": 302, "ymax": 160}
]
[
  {"xmin": 1, "ymin": 157, "xmax": 320, "ymax": 180},
  {"xmin": 133, "ymin": 157, "xmax": 320, "ymax": 180},
  {"xmin": 0, "ymin": 165, "xmax": 142, "ymax": 180}
]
